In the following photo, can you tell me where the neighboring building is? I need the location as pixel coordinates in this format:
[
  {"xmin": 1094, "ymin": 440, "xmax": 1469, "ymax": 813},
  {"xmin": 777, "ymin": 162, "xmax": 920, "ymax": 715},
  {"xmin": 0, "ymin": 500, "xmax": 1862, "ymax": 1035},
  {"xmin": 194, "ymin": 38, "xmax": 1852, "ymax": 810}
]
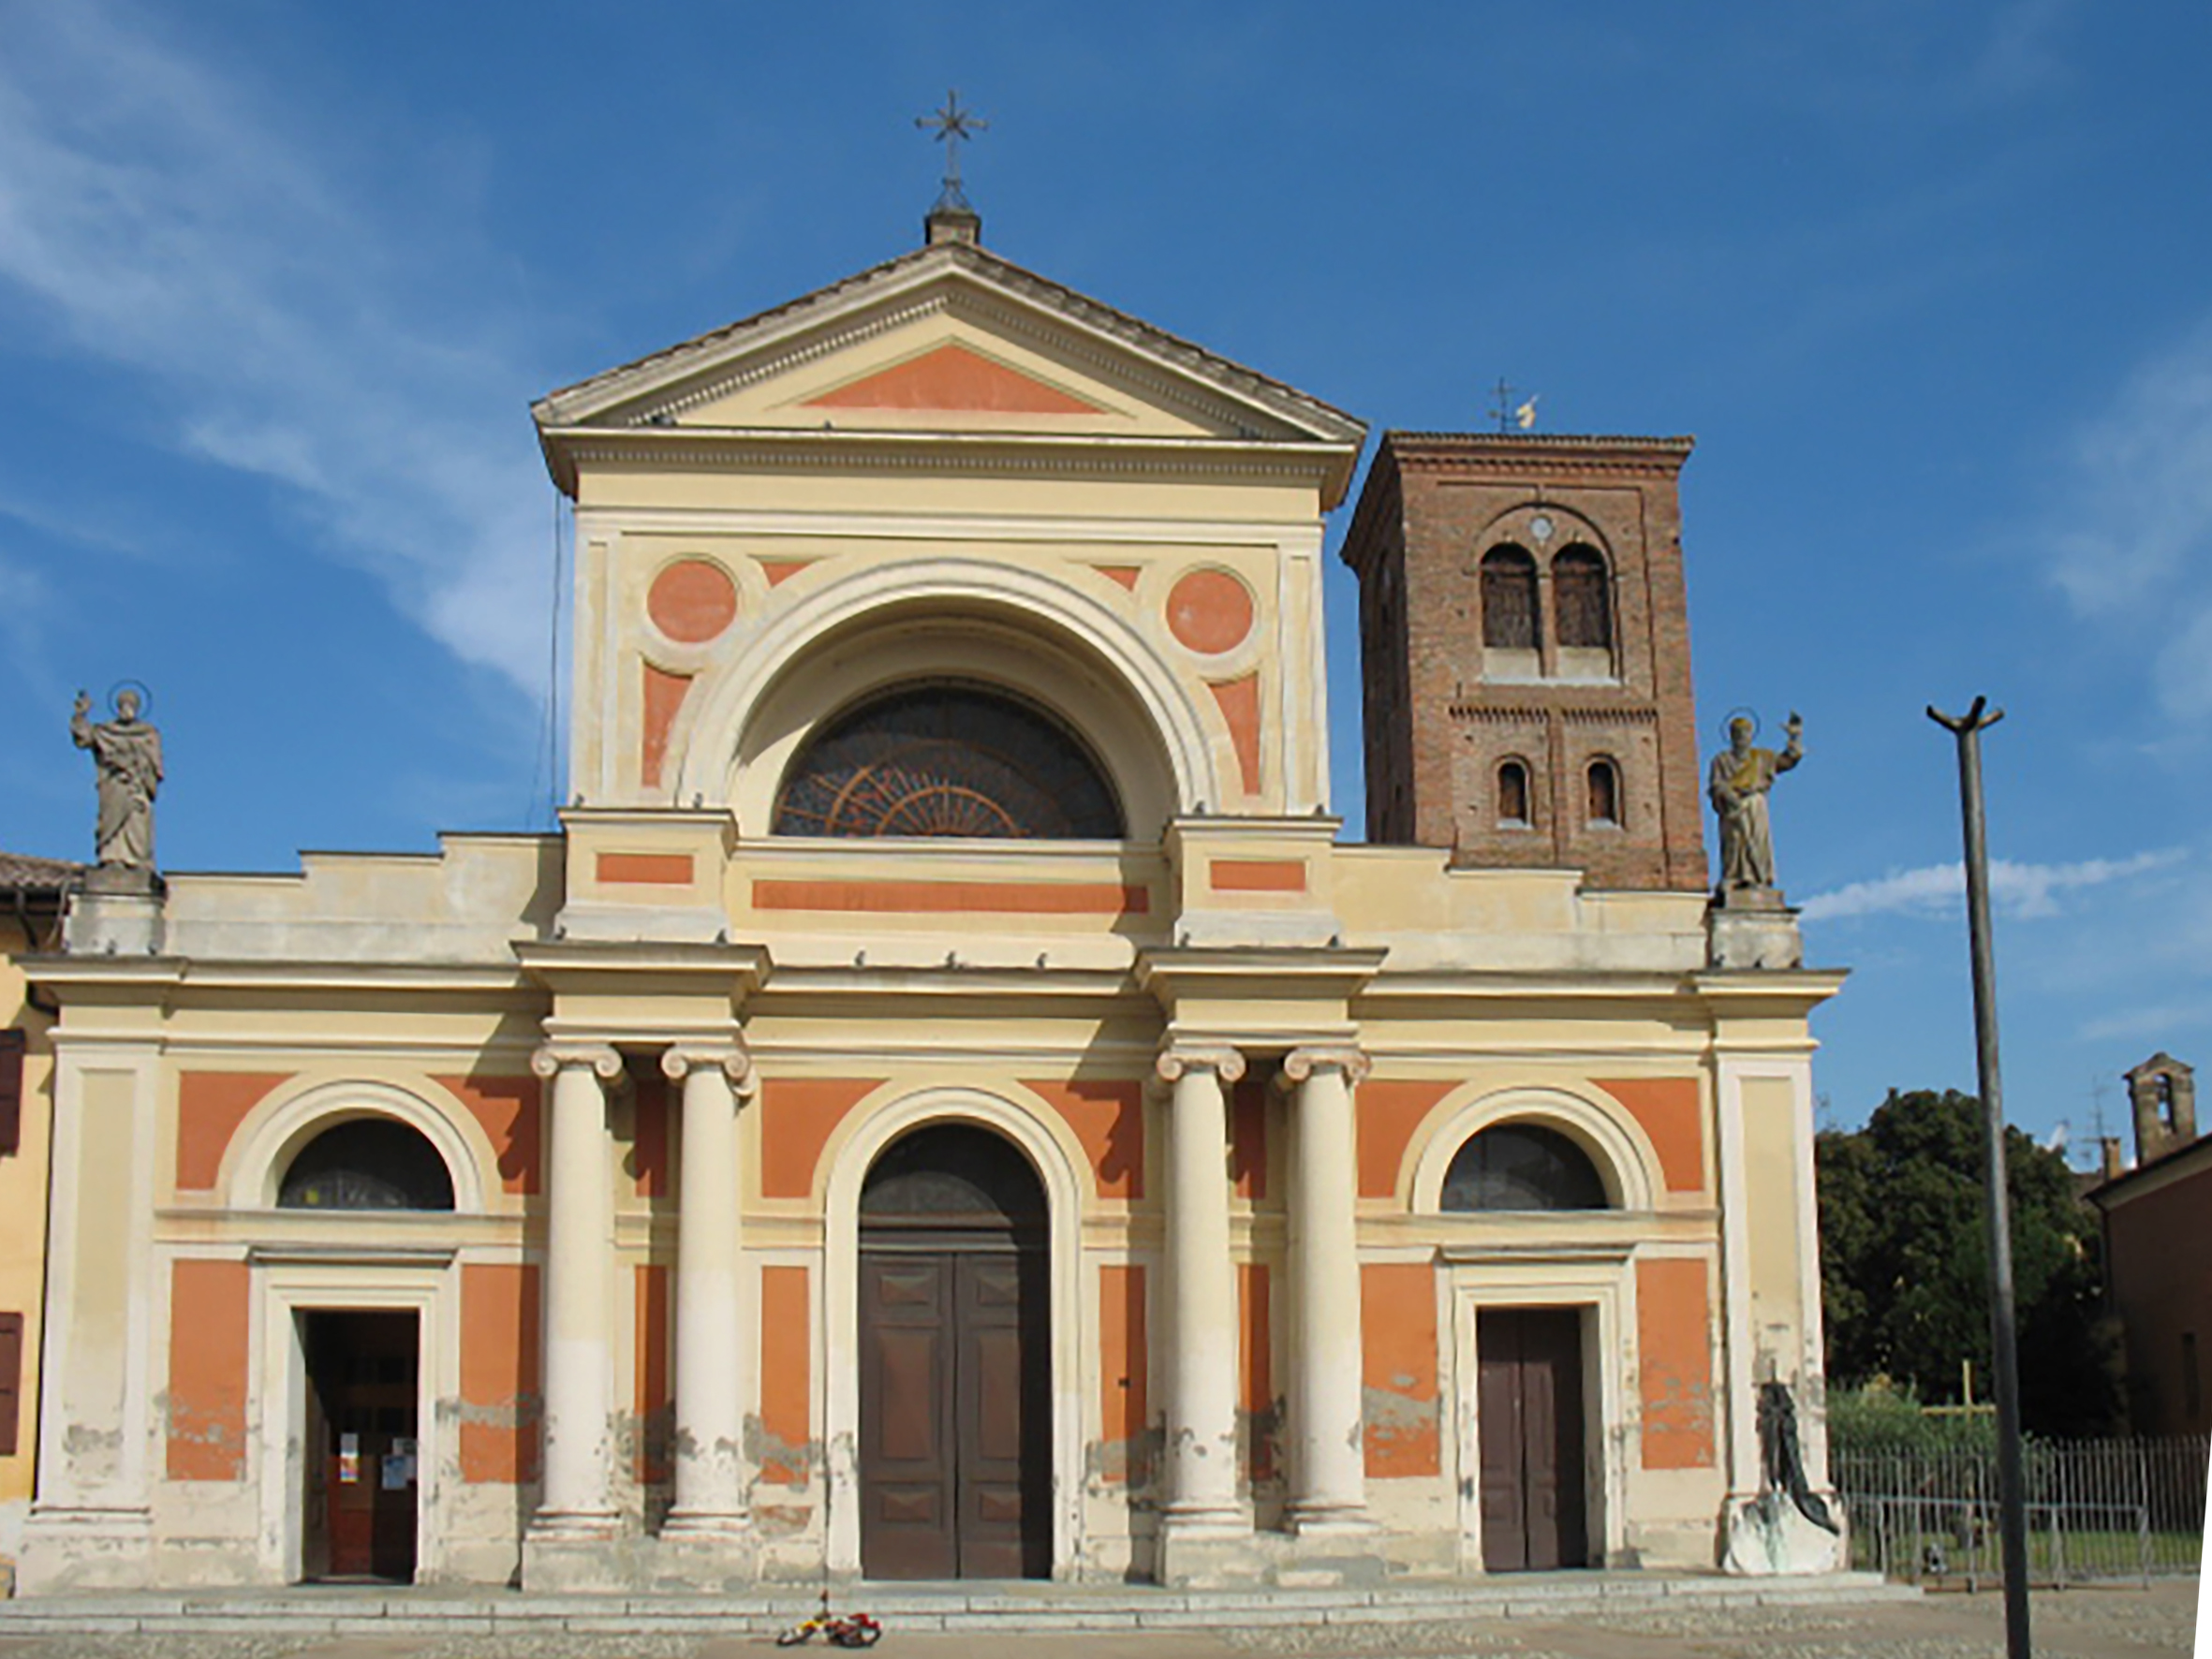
[
  {"xmin": 2089, "ymin": 1053, "xmax": 2209, "ymax": 1436},
  {"xmin": 17, "ymin": 209, "xmax": 1843, "ymax": 1593},
  {"xmin": 0, "ymin": 853, "xmax": 79, "ymax": 1573}
]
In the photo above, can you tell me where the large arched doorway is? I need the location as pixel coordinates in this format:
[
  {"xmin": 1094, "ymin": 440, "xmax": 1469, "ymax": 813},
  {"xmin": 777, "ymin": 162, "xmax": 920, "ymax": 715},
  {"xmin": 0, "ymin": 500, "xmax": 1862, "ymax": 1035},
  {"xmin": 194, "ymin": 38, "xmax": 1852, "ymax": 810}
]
[
  {"xmin": 277, "ymin": 1115, "xmax": 456, "ymax": 1584},
  {"xmin": 857, "ymin": 1123, "xmax": 1051, "ymax": 1578}
]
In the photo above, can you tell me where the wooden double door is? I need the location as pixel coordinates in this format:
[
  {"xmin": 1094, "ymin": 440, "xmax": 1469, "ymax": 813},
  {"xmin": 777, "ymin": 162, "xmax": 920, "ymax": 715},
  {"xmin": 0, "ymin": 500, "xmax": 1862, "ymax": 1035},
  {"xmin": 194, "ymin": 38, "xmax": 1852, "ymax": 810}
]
[
  {"xmin": 1477, "ymin": 1306, "xmax": 1589, "ymax": 1572},
  {"xmin": 858, "ymin": 1239, "xmax": 1050, "ymax": 1578}
]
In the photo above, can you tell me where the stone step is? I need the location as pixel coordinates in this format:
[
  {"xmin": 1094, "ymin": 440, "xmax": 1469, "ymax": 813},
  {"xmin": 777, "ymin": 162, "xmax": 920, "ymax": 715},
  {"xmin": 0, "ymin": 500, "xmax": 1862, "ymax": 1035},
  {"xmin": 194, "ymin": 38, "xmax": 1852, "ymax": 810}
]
[{"xmin": 0, "ymin": 1574, "xmax": 1917, "ymax": 1635}]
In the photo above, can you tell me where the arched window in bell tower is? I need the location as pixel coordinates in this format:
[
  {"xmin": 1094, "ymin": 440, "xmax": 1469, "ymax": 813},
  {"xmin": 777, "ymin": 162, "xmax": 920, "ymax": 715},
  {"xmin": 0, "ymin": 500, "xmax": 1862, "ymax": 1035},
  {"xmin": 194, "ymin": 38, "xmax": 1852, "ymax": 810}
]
[
  {"xmin": 1481, "ymin": 546, "xmax": 1541, "ymax": 678},
  {"xmin": 1585, "ymin": 758, "xmax": 1620, "ymax": 827},
  {"xmin": 1553, "ymin": 545, "xmax": 1614, "ymax": 678},
  {"xmin": 1497, "ymin": 758, "xmax": 1531, "ymax": 828}
]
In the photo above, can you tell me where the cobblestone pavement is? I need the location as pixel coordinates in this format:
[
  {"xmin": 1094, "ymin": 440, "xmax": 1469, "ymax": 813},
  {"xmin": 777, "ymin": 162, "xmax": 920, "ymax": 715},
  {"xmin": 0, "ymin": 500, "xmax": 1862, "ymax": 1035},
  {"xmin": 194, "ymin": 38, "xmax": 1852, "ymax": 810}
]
[{"xmin": 0, "ymin": 1582, "xmax": 2198, "ymax": 1659}]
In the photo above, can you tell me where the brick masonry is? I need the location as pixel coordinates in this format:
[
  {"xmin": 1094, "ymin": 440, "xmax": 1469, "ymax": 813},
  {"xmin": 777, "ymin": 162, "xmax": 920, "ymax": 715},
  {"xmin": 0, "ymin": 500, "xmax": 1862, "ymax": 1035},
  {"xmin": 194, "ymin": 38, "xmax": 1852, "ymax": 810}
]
[{"xmin": 1341, "ymin": 433, "xmax": 1711, "ymax": 891}]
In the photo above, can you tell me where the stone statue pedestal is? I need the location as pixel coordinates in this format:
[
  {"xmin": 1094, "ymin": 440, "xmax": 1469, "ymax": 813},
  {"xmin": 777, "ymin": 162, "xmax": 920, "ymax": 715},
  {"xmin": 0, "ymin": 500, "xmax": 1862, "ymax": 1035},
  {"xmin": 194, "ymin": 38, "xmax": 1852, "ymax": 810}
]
[
  {"xmin": 1708, "ymin": 886, "xmax": 1802, "ymax": 971},
  {"xmin": 65, "ymin": 885, "xmax": 165, "ymax": 956},
  {"xmin": 1720, "ymin": 1488, "xmax": 1848, "ymax": 1575}
]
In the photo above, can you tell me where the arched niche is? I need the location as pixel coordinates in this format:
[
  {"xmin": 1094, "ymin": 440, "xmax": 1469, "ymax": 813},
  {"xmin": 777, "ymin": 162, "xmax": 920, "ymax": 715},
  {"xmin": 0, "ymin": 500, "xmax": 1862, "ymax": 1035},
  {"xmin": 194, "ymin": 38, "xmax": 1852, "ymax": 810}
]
[
  {"xmin": 676, "ymin": 559, "xmax": 1209, "ymax": 836},
  {"xmin": 1408, "ymin": 1085, "xmax": 1659, "ymax": 1214}
]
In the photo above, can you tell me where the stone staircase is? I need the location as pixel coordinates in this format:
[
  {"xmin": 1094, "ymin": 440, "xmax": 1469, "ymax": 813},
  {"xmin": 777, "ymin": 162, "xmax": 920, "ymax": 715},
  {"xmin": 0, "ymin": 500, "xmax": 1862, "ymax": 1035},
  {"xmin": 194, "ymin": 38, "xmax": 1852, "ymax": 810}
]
[{"xmin": 0, "ymin": 1572, "xmax": 1916, "ymax": 1637}]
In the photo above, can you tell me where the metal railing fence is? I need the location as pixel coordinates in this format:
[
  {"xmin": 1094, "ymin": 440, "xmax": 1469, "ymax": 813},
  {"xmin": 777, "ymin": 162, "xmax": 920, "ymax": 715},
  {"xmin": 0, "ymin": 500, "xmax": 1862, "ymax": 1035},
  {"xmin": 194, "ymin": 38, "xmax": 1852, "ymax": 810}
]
[{"xmin": 1832, "ymin": 1435, "xmax": 2207, "ymax": 1586}]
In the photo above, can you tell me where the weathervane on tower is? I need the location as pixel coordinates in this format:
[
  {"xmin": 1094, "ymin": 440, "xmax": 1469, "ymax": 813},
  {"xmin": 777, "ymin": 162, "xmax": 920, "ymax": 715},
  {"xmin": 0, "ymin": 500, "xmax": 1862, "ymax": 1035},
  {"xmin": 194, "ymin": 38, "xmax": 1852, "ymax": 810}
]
[{"xmin": 917, "ymin": 89, "xmax": 989, "ymax": 213}]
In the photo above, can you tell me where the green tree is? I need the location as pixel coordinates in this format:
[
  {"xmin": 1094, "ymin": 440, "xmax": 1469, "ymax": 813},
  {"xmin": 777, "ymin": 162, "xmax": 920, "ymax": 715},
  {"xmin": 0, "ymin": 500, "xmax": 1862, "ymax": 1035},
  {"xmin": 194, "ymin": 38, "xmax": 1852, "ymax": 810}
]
[{"xmin": 1815, "ymin": 1089, "xmax": 2119, "ymax": 1438}]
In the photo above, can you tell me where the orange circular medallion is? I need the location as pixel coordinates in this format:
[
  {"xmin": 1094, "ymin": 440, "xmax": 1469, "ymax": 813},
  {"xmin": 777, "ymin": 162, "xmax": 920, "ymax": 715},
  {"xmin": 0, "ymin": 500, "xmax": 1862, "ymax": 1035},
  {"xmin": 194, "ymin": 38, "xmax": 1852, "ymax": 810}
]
[
  {"xmin": 647, "ymin": 558, "xmax": 739, "ymax": 645},
  {"xmin": 1166, "ymin": 567, "xmax": 1254, "ymax": 655}
]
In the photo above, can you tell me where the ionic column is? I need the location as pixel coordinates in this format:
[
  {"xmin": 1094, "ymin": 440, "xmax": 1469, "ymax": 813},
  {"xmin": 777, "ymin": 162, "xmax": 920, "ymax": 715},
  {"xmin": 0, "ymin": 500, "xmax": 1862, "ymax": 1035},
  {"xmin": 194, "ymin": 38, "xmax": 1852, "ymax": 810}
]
[
  {"xmin": 1281, "ymin": 1046, "xmax": 1372, "ymax": 1533},
  {"xmin": 661, "ymin": 1041, "xmax": 756, "ymax": 1537},
  {"xmin": 1156, "ymin": 1044, "xmax": 1246, "ymax": 1534},
  {"xmin": 528, "ymin": 1041, "xmax": 623, "ymax": 1534}
]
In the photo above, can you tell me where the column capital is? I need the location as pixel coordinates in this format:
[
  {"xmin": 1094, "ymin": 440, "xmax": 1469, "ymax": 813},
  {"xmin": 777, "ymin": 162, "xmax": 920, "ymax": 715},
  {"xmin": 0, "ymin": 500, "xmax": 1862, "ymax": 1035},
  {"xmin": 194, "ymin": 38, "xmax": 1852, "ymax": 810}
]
[
  {"xmin": 1279, "ymin": 1045, "xmax": 1371, "ymax": 1088},
  {"xmin": 530, "ymin": 1041, "xmax": 624, "ymax": 1082},
  {"xmin": 1156, "ymin": 1043, "xmax": 1246, "ymax": 1086},
  {"xmin": 661, "ymin": 1040, "xmax": 758, "ymax": 1098}
]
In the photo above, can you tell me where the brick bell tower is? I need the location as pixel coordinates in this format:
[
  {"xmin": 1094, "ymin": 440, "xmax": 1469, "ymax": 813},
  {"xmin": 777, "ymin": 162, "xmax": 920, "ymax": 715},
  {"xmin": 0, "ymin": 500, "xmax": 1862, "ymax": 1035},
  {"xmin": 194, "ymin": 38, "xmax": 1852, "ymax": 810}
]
[{"xmin": 1340, "ymin": 432, "xmax": 1709, "ymax": 891}]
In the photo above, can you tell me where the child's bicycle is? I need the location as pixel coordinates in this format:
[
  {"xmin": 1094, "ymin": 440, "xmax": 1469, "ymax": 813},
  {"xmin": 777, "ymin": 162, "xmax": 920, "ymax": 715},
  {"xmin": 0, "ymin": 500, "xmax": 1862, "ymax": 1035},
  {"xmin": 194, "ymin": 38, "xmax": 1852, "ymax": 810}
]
[{"xmin": 775, "ymin": 1595, "xmax": 882, "ymax": 1648}]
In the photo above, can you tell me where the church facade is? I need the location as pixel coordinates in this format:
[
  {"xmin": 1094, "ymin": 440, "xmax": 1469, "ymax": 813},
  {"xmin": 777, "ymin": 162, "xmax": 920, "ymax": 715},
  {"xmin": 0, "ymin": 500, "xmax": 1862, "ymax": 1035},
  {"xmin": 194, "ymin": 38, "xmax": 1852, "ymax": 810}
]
[{"xmin": 14, "ymin": 212, "xmax": 1843, "ymax": 1593}]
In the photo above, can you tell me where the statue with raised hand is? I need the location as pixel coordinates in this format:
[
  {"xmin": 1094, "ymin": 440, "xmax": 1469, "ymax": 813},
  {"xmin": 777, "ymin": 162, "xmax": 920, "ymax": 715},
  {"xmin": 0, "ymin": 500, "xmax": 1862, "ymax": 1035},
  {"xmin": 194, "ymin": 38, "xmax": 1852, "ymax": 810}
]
[
  {"xmin": 72, "ymin": 685, "xmax": 163, "ymax": 873},
  {"xmin": 1709, "ymin": 711, "xmax": 1801, "ymax": 894}
]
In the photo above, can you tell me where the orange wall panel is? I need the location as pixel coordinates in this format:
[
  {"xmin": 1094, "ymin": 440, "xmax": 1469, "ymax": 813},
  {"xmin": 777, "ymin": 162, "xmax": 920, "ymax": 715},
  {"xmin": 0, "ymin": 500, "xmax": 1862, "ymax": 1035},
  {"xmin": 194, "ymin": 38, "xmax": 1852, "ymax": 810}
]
[
  {"xmin": 1240, "ymin": 1261, "xmax": 1274, "ymax": 1480},
  {"xmin": 1231, "ymin": 1075, "xmax": 1268, "ymax": 1201},
  {"xmin": 175, "ymin": 1072, "xmax": 290, "ymax": 1191},
  {"xmin": 1361, "ymin": 1262, "xmax": 1439, "ymax": 1476},
  {"xmin": 460, "ymin": 1262, "xmax": 541, "ymax": 1483},
  {"xmin": 1637, "ymin": 1256, "xmax": 1717, "ymax": 1469},
  {"xmin": 435, "ymin": 1074, "xmax": 542, "ymax": 1195},
  {"xmin": 640, "ymin": 664, "xmax": 693, "ymax": 788},
  {"xmin": 1596, "ymin": 1078, "xmax": 1706, "ymax": 1194},
  {"xmin": 1209, "ymin": 859, "xmax": 1306, "ymax": 893},
  {"xmin": 804, "ymin": 343, "xmax": 1101, "ymax": 414},
  {"xmin": 752, "ymin": 879, "xmax": 1147, "ymax": 916},
  {"xmin": 597, "ymin": 851, "xmax": 695, "ymax": 886},
  {"xmin": 1207, "ymin": 674, "xmax": 1262, "ymax": 797},
  {"xmin": 758, "ymin": 1079, "xmax": 880, "ymax": 1199},
  {"xmin": 1022, "ymin": 1078, "xmax": 1143, "ymax": 1199},
  {"xmin": 632, "ymin": 1071, "xmax": 671, "ymax": 1197},
  {"xmin": 1356, "ymin": 1079, "xmax": 1453, "ymax": 1199},
  {"xmin": 759, "ymin": 1265, "xmax": 811, "ymax": 1485},
  {"xmin": 635, "ymin": 1263, "xmax": 671, "ymax": 1483},
  {"xmin": 1099, "ymin": 1263, "xmax": 1148, "ymax": 1484},
  {"xmin": 166, "ymin": 1259, "xmax": 249, "ymax": 1480}
]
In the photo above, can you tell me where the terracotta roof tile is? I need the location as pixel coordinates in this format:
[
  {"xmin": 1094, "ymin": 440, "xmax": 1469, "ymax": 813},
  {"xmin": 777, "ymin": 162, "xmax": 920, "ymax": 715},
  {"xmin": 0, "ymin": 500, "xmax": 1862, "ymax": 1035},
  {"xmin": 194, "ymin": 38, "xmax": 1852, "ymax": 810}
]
[{"xmin": 0, "ymin": 850, "xmax": 82, "ymax": 891}]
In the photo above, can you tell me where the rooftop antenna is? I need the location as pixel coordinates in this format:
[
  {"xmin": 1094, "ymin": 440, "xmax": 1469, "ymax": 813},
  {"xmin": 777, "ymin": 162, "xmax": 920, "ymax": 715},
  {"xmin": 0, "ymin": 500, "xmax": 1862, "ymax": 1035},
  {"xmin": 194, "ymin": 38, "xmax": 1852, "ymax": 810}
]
[{"xmin": 917, "ymin": 90, "xmax": 988, "ymax": 242}]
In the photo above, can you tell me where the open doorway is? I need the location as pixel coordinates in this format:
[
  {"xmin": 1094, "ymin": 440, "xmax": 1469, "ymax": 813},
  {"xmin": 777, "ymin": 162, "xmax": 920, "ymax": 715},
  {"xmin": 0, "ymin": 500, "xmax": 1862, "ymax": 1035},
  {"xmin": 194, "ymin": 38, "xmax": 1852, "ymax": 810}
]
[{"xmin": 299, "ymin": 1309, "xmax": 420, "ymax": 1583}]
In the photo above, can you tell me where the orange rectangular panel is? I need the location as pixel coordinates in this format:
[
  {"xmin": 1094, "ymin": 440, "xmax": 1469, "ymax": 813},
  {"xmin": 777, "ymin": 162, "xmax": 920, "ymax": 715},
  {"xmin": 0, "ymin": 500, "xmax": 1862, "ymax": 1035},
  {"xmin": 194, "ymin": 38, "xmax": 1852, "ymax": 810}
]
[
  {"xmin": 597, "ymin": 851, "xmax": 695, "ymax": 886},
  {"xmin": 460, "ymin": 1263, "xmax": 541, "ymax": 1483},
  {"xmin": 1361, "ymin": 1262, "xmax": 1439, "ymax": 1477},
  {"xmin": 1021, "ymin": 1078, "xmax": 1144, "ymax": 1200},
  {"xmin": 435, "ymin": 1074, "xmax": 543, "ymax": 1195},
  {"xmin": 1099, "ymin": 1264, "xmax": 1147, "ymax": 1485},
  {"xmin": 167, "ymin": 1259, "xmax": 249, "ymax": 1480},
  {"xmin": 632, "ymin": 1071, "xmax": 671, "ymax": 1198},
  {"xmin": 759, "ymin": 1266, "xmax": 811, "ymax": 1485},
  {"xmin": 175, "ymin": 1073, "xmax": 289, "ymax": 1191},
  {"xmin": 758, "ymin": 1078, "xmax": 880, "ymax": 1199},
  {"xmin": 1596, "ymin": 1078, "xmax": 1706, "ymax": 1194},
  {"xmin": 1355, "ymin": 1079, "xmax": 1453, "ymax": 1199},
  {"xmin": 752, "ymin": 879, "xmax": 1147, "ymax": 915},
  {"xmin": 1210, "ymin": 859, "xmax": 1306, "ymax": 893},
  {"xmin": 1231, "ymin": 1074, "xmax": 1268, "ymax": 1201},
  {"xmin": 635, "ymin": 1263, "xmax": 671, "ymax": 1483},
  {"xmin": 1239, "ymin": 1262, "xmax": 1274, "ymax": 1480},
  {"xmin": 1637, "ymin": 1256, "xmax": 1717, "ymax": 1469}
]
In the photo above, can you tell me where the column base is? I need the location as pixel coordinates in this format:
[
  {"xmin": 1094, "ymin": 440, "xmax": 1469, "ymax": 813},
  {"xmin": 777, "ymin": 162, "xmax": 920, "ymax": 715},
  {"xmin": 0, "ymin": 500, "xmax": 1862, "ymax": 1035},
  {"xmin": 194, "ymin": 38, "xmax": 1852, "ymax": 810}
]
[
  {"xmin": 650, "ymin": 1522, "xmax": 759, "ymax": 1591},
  {"xmin": 522, "ymin": 1511, "xmax": 630, "ymax": 1593},
  {"xmin": 15, "ymin": 1505, "xmax": 155, "ymax": 1594},
  {"xmin": 1156, "ymin": 1519, "xmax": 1434, "ymax": 1590},
  {"xmin": 1284, "ymin": 1500, "xmax": 1375, "ymax": 1538}
]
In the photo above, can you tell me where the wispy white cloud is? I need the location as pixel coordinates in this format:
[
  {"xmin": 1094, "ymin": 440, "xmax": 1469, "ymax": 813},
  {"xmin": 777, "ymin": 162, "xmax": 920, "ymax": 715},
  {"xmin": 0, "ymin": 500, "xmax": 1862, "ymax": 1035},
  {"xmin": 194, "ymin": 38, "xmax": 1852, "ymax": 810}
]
[
  {"xmin": 0, "ymin": 2, "xmax": 553, "ymax": 692},
  {"xmin": 2044, "ymin": 313, "xmax": 2212, "ymax": 720},
  {"xmin": 1800, "ymin": 847, "xmax": 2186, "ymax": 922}
]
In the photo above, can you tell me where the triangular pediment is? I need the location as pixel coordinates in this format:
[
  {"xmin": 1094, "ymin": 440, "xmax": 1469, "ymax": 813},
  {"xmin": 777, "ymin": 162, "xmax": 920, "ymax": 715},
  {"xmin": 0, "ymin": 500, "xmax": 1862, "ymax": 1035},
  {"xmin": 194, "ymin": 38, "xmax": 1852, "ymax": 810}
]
[
  {"xmin": 803, "ymin": 342, "xmax": 1105, "ymax": 416},
  {"xmin": 532, "ymin": 241, "xmax": 1365, "ymax": 482}
]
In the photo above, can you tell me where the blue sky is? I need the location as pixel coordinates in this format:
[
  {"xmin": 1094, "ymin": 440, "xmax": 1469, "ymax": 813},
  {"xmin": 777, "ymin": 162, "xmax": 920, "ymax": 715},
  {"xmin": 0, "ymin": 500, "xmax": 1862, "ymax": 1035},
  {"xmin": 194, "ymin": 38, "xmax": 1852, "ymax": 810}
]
[{"xmin": 2, "ymin": 1, "xmax": 2207, "ymax": 1156}]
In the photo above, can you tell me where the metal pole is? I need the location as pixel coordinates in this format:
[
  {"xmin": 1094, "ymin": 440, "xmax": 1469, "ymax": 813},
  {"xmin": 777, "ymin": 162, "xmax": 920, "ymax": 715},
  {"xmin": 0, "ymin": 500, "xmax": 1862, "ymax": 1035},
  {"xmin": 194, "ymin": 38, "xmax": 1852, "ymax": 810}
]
[{"xmin": 1928, "ymin": 697, "xmax": 2031, "ymax": 1659}]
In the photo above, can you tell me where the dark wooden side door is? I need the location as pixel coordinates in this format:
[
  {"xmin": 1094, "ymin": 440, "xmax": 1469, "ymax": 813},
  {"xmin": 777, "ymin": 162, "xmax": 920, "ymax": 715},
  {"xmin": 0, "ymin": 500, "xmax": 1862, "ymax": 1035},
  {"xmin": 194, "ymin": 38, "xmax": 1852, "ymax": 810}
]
[
  {"xmin": 860, "ymin": 1243, "xmax": 1049, "ymax": 1578},
  {"xmin": 301, "ymin": 1310, "xmax": 420, "ymax": 1582},
  {"xmin": 1477, "ymin": 1306, "xmax": 1588, "ymax": 1572}
]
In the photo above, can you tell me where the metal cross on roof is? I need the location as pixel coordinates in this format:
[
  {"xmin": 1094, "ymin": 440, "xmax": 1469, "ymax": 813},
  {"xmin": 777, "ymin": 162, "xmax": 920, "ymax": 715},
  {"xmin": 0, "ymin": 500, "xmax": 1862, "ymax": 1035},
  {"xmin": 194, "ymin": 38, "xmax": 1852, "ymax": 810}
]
[{"xmin": 917, "ymin": 89, "xmax": 988, "ymax": 211}]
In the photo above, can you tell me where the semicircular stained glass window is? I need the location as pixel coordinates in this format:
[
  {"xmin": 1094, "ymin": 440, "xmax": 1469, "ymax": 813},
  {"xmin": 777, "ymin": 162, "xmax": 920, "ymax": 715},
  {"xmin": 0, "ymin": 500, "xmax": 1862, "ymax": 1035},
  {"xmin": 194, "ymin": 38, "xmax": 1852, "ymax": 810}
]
[
  {"xmin": 278, "ymin": 1117, "xmax": 456, "ymax": 1211},
  {"xmin": 772, "ymin": 683, "xmax": 1124, "ymax": 840}
]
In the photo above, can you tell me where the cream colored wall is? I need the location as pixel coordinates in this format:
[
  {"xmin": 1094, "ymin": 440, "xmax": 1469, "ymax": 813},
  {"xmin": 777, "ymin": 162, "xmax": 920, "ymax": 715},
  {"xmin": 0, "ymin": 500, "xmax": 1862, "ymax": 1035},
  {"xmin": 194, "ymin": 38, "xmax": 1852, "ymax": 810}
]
[{"xmin": 0, "ymin": 917, "xmax": 53, "ymax": 1563}]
